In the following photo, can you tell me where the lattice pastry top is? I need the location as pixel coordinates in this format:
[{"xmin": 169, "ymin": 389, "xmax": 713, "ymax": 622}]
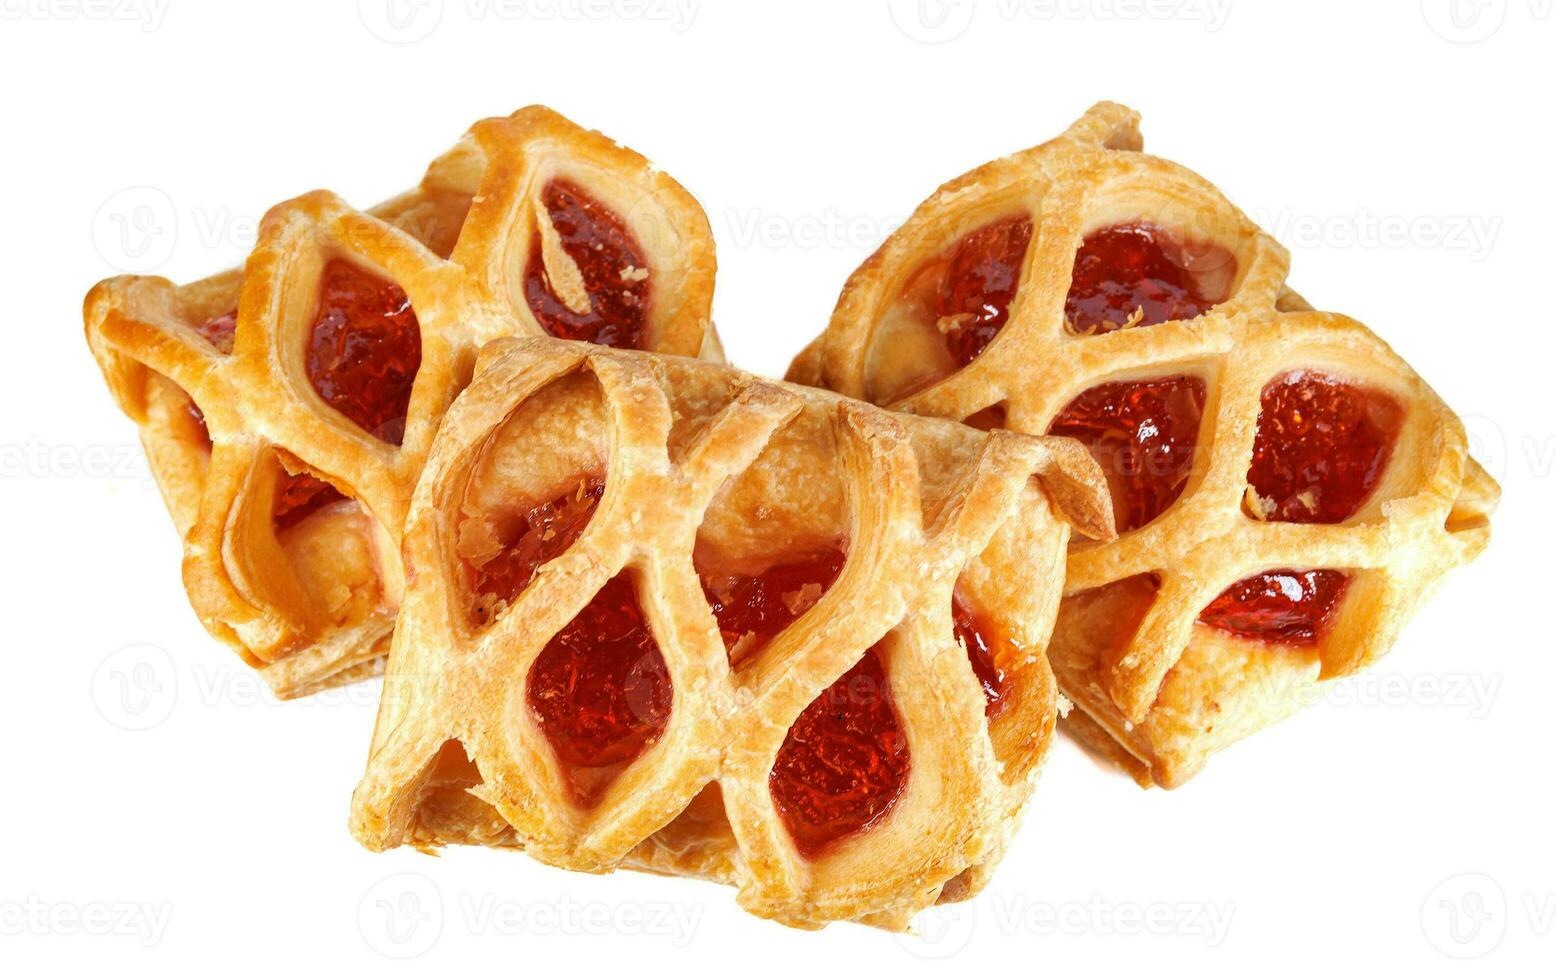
[
  {"xmin": 789, "ymin": 102, "xmax": 1498, "ymax": 787},
  {"xmin": 84, "ymin": 106, "xmax": 720, "ymax": 697},
  {"xmin": 350, "ymin": 335, "xmax": 1112, "ymax": 929}
]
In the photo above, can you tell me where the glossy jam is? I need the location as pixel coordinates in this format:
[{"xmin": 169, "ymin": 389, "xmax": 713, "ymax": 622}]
[
  {"xmin": 272, "ymin": 473, "xmax": 345, "ymax": 532},
  {"xmin": 769, "ymin": 648, "xmax": 910, "ymax": 859},
  {"xmin": 1048, "ymin": 377, "xmax": 1207, "ymax": 533},
  {"xmin": 937, "ymin": 216, "xmax": 1035, "ymax": 366},
  {"xmin": 1247, "ymin": 371, "xmax": 1402, "ymax": 524},
  {"xmin": 952, "ymin": 594, "xmax": 1007, "ymax": 716},
  {"xmin": 306, "ymin": 260, "xmax": 421, "ymax": 445},
  {"xmin": 1065, "ymin": 223, "xmax": 1227, "ymax": 334},
  {"xmin": 523, "ymin": 180, "xmax": 650, "ymax": 349},
  {"xmin": 467, "ymin": 479, "xmax": 605, "ymax": 625},
  {"xmin": 527, "ymin": 572, "xmax": 673, "ymax": 806},
  {"xmin": 701, "ymin": 551, "xmax": 845, "ymax": 667},
  {"xmin": 1198, "ymin": 569, "xmax": 1349, "ymax": 644}
]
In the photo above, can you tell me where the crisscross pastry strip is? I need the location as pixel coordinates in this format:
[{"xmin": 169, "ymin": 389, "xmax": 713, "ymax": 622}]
[
  {"xmin": 84, "ymin": 106, "xmax": 720, "ymax": 697},
  {"xmin": 349, "ymin": 335, "xmax": 1112, "ymax": 930},
  {"xmin": 789, "ymin": 101, "xmax": 1498, "ymax": 788}
]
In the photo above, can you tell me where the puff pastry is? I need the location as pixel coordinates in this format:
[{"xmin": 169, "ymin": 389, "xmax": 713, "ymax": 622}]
[
  {"xmin": 84, "ymin": 107, "xmax": 720, "ymax": 697},
  {"xmin": 790, "ymin": 102, "xmax": 1498, "ymax": 788},
  {"xmin": 349, "ymin": 335, "xmax": 1112, "ymax": 929}
]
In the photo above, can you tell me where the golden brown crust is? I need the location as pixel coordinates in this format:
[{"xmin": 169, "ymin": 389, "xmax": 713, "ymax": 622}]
[
  {"xmin": 789, "ymin": 101, "xmax": 1499, "ymax": 788},
  {"xmin": 349, "ymin": 335, "xmax": 1113, "ymax": 929},
  {"xmin": 83, "ymin": 107, "xmax": 721, "ymax": 697}
]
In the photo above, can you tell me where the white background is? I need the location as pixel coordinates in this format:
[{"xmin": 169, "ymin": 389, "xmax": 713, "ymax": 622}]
[{"xmin": 1, "ymin": 0, "xmax": 1549, "ymax": 975}]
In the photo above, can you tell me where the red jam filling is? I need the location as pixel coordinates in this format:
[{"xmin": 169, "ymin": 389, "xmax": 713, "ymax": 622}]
[
  {"xmin": 1247, "ymin": 371, "xmax": 1403, "ymax": 524},
  {"xmin": 769, "ymin": 647, "xmax": 910, "ymax": 859},
  {"xmin": 523, "ymin": 180, "xmax": 650, "ymax": 349},
  {"xmin": 272, "ymin": 473, "xmax": 345, "ymax": 532},
  {"xmin": 1065, "ymin": 223, "xmax": 1228, "ymax": 335},
  {"xmin": 701, "ymin": 551, "xmax": 846, "ymax": 667},
  {"xmin": 1197, "ymin": 569, "xmax": 1349, "ymax": 645},
  {"xmin": 306, "ymin": 260, "xmax": 421, "ymax": 445},
  {"xmin": 467, "ymin": 478, "xmax": 605, "ymax": 625},
  {"xmin": 952, "ymin": 594, "xmax": 1007, "ymax": 716},
  {"xmin": 937, "ymin": 216, "xmax": 1035, "ymax": 366},
  {"xmin": 527, "ymin": 572, "xmax": 673, "ymax": 807},
  {"xmin": 463, "ymin": 477, "xmax": 663, "ymax": 805},
  {"xmin": 700, "ymin": 551, "xmax": 917, "ymax": 856},
  {"xmin": 1048, "ymin": 376, "xmax": 1207, "ymax": 533}
]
